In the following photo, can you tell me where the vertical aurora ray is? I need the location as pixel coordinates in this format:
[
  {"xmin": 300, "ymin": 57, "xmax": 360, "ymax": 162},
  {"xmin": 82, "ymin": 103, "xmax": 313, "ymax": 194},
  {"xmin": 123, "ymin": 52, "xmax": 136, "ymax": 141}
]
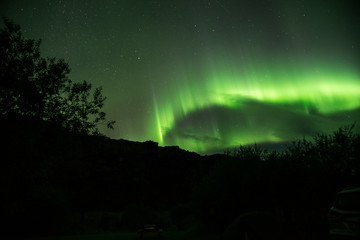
[{"xmin": 151, "ymin": 90, "xmax": 164, "ymax": 145}]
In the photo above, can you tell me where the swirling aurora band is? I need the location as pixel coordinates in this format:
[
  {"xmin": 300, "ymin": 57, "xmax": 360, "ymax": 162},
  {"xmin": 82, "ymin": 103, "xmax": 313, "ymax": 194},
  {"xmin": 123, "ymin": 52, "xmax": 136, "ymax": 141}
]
[{"xmin": 149, "ymin": 62, "xmax": 360, "ymax": 153}]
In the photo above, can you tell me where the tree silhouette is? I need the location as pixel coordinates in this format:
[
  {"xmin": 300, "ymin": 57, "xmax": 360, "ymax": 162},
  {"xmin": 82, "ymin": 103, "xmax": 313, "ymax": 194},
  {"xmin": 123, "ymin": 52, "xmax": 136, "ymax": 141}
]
[{"xmin": 0, "ymin": 18, "xmax": 115, "ymax": 135}]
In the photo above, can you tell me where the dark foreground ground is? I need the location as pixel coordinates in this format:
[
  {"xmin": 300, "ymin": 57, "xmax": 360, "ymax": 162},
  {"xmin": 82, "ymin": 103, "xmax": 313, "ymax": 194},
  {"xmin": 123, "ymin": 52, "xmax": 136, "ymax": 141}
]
[
  {"xmin": 11, "ymin": 231, "xmax": 218, "ymax": 240},
  {"xmin": 12, "ymin": 231, "xmax": 359, "ymax": 240}
]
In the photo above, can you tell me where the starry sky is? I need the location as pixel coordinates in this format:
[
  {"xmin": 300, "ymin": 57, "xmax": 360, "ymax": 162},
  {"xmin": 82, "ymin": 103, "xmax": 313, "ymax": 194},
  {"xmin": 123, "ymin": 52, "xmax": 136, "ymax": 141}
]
[{"xmin": 1, "ymin": 0, "xmax": 360, "ymax": 154}]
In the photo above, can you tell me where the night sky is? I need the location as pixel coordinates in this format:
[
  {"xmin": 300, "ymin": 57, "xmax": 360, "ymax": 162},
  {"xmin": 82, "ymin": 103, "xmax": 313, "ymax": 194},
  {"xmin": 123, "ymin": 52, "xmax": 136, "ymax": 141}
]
[{"xmin": 1, "ymin": 0, "xmax": 360, "ymax": 154}]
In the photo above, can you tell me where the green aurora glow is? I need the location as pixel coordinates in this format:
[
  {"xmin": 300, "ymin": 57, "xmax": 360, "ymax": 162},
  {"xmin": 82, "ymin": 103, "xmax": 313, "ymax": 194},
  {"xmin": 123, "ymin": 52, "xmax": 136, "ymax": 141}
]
[
  {"xmin": 150, "ymin": 59, "xmax": 360, "ymax": 153},
  {"xmin": 2, "ymin": 0, "xmax": 359, "ymax": 154}
]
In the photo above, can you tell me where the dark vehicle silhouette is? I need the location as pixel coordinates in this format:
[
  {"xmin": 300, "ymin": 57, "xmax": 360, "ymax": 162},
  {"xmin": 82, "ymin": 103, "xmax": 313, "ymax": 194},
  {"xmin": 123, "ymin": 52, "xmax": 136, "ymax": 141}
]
[
  {"xmin": 137, "ymin": 224, "xmax": 163, "ymax": 238},
  {"xmin": 328, "ymin": 187, "xmax": 360, "ymax": 237}
]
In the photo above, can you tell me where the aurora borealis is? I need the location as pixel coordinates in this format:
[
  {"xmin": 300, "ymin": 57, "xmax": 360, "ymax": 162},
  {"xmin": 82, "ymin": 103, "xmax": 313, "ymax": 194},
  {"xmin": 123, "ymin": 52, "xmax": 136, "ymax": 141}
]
[
  {"xmin": 154, "ymin": 61, "xmax": 360, "ymax": 153},
  {"xmin": 1, "ymin": 0, "xmax": 360, "ymax": 154}
]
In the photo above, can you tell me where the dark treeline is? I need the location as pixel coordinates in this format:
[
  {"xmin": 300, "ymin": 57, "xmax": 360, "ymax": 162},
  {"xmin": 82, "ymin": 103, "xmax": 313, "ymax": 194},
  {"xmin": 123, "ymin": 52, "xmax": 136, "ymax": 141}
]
[
  {"xmin": 1, "ymin": 114, "xmax": 360, "ymax": 238},
  {"xmin": 1, "ymin": 113, "xmax": 201, "ymax": 236}
]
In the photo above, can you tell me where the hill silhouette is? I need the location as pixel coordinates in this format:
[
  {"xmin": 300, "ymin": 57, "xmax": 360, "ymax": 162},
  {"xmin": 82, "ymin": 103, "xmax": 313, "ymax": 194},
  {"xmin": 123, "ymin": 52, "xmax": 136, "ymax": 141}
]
[
  {"xmin": 2, "ymin": 113, "xmax": 360, "ymax": 239},
  {"xmin": 1, "ymin": 113, "xmax": 204, "ymax": 236}
]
